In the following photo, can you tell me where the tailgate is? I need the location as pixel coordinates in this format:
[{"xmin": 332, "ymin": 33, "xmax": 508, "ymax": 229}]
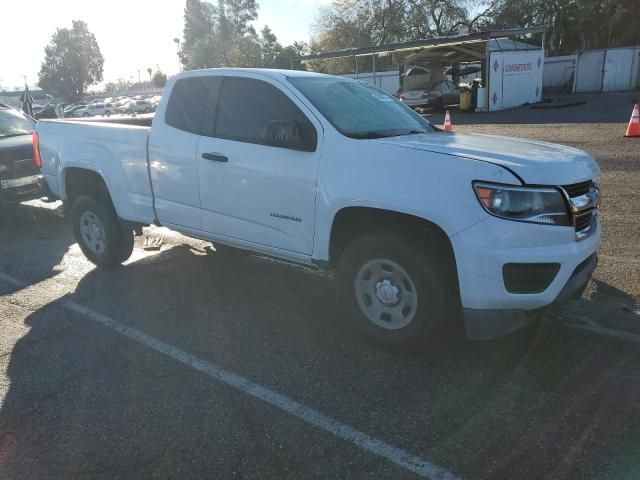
[{"xmin": 9, "ymin": 158, "xmax": 38, "ymax": 179}]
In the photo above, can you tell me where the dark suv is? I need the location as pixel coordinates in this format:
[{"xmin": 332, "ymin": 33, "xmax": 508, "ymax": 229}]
[{"xmin": 0, "ymin": 106, "xmax": 44, "ymax": 205}]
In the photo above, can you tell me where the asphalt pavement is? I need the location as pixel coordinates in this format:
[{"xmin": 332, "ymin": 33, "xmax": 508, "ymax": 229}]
[{"xmin": 1, "ymin": 93, "xmax": 640, "ymax": 480}]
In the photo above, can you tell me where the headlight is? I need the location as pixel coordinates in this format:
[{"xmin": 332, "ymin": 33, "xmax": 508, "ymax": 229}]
[{"xmin": 473, "ymin": 182, "xmax": 571, "ymax": 226}]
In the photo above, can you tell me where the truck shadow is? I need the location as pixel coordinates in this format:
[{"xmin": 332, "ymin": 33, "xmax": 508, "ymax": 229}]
[
  {"xmin": 1, "ymin": 242, "xmax": 639, "ymax": 478},
  {"xmin": 0, "ymin": 201, "xmax": 73, "ymax": 295},
  {"xmin": 557, "ymin": 278, "xmax": 640, "ymax": 335}
]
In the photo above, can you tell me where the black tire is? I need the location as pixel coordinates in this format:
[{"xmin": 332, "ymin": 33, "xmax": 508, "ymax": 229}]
[
  {"xmin": 71, "ymin": 195, "xmax": 134, "ymax": 268},
  {"xmin": 337, "ymin": 233, "xmax": 449, "ymax": 349},
  {"xmin": 82, "ymin": 112, "xmax": 90, "ymax": 117},
  {"xmin": 105, "ymin": 110, "xmax": 111, "ymax": 117}
]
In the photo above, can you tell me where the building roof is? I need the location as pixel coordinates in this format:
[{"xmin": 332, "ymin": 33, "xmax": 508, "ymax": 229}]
[
  {"xmin": 175, "ymin": 68, "xmax": 332, "ymax": 81},
  {"xmin": 297, "ymin": 26, "xmax": 546, "ymax": 61}
]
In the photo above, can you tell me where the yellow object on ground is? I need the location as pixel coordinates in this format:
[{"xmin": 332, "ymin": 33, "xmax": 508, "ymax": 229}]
[{"xmin": 460, "ymin": 91, "xmax": 473, "ymax": 111}]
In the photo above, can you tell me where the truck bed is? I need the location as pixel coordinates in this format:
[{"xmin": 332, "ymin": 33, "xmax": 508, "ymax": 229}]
[
  {"xmin": 62, "ymin": 114, "xmax": 154, "ymax": 127},
  {"xmin": 37, "ymin": 120, "xmax": 155, "ymax": 224}
]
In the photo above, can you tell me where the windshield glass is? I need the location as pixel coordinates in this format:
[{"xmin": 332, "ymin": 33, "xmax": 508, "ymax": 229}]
[
  {"xmin": 0, "ymin": 108, "xmax": 35, "ymax": 138},
  {"xmin": 288, "ymin": 77, "xmax": 433, "ymax": 139}
]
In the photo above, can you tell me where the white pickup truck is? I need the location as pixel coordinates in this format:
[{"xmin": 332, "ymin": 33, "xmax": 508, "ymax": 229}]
[{"xmin": 35, "ymin": 68, "xmax": 600, "ymax": 347}]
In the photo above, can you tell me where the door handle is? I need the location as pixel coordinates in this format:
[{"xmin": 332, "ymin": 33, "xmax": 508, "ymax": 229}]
[{"xmin": 202, "ymin": 152, "xmax": 228, "ymax": 162}]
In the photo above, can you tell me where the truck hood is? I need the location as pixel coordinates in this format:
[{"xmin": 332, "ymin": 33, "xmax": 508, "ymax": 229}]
[{"xmin": 375, "ymin": 132, "xmax": 600, "ymax": 185}]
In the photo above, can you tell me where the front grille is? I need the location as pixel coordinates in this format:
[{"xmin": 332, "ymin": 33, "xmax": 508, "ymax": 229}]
[
  {"xmin": 562, "ymin": 180, "xmax": 592, "ymax": 197},
  {"xmin": 574, "ymin": 211, "xmax": 594, "ymax": 231},
  {"xmin": 560, "ymin": 180, "xmax": 598, "ymax": 239}
]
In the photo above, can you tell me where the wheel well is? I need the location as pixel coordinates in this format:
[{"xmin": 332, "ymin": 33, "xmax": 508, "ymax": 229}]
[
  {"xmin": 64, "ymin": 168, "xmax": 112, "ymax": 207},
  {"xmin": 329, "ymin": 207, "xmax": 458, "ymax": 282}
]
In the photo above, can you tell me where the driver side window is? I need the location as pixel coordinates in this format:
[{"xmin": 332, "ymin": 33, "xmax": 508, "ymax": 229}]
[{"xmin": 214, "ymin": 77, "xmax": 317, "ymax": 152}]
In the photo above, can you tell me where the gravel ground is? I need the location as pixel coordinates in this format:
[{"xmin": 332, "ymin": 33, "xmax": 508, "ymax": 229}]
[{"xmin": 1, "ymin": 92, "xmax": 639, "ymax": 480}]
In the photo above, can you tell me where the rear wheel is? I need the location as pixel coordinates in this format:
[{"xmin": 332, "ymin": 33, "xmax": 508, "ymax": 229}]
[
  {"xmin": 337, "ymin": 233, "xmax": 448, "ymax": 349},
  {"xmin": 71, "ymin": 195, "xmax": 134, "ymax": 268}
]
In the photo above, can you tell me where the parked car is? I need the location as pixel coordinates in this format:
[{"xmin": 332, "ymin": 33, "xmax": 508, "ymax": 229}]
[
  {"xmin": 73, "ymin": 103, "xmax": 118, "ymax": 117},
  {"xmin": 64, "ymin": 105, "xmax": 85, "ymax": 116},
  {"xmin": 125, "ymin": 100, "xmax": 154, "ymax": 114},
  {"xmin": 36, "ymin": 69, "xmax": 600, "ymax": 348},
  {"xmin": 0, "ymin": 106, "xmax": 44, "ymax": 205},
  {"xmin": 109, "ymin": 97, "xmax": 132, "ymax": 113},
  {"xmin": 34, "ymin": 104, "xmax": 60, "ymax": 119},
  {"xmin": 147, "ymin": 95, "xmax": 162, "ymax": 107},
  {"xmin": 398, "ymin": 80, "xmax": 460, "ymax": 109}
]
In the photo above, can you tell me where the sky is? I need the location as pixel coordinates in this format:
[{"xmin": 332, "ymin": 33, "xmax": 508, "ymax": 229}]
[{"xmin": 0, "ymin": 0, "xmax": 326, "ymax": 92}]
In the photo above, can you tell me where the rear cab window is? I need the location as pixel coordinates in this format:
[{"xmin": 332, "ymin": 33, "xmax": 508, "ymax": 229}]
[{"xmin": 165, "ymin": 76, "xmax": 222, "ymax": 135}]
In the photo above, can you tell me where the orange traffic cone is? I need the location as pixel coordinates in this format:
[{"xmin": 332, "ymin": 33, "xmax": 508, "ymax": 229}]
[
  {"xmin": 443, "ymin": 110, "xmax": 453, "ymax": 132},
  {"xmin": 624, "ymin": 104, "xmax": 640, "ymax": 138}
]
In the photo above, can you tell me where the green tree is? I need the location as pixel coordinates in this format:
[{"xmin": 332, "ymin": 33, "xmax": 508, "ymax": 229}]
[
  {"xmin": 277, "ymin": 44, "xmax": 307, "ymax": 70},
  {"xmin": 180, "ymin": 0, "xmax": 308, "ymax": 70},
  {"xmin": 225, "ymin": 0, "xmax": 258, "ymax": 35},
  {"xmin": 152, "ymin": 71, "xmax": 168, "ymax": 87},
  {"xmin": 260, "ymin": 25, "xmax": 280, "ymax": 67},
  {"xmin": 183, "ymin": 0, "xmax": 214, "ymax": 49},
  {"xmin": 182, "ymin": 0, "xmax": 263, "ymax": 69},
  {"xmin": 104, "ymin": 78, "xmax": 132, "ymax": 96},
  {"xmin": 310, "ymin": 0, "xmax": 501, "ymax": 73},
  {"xmin": 38, "ymin": 20, "xmax": 104, "ymax": 101},
  {"xmin": 492, "ymin": 0, "xmax": 640, "ymax": 54}
]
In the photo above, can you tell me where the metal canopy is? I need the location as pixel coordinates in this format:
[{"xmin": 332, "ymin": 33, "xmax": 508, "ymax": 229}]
[{"xmin": 297, "ymin": 26, "xmax": 546, "ymax": 62}]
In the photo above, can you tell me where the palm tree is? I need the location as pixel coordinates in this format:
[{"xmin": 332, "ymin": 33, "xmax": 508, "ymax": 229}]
[{"xmin": 147, "ymin": 68, "xmax": 153, "ymax": 82}]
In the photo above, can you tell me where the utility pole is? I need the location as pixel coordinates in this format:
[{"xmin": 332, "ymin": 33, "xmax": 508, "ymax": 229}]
[
  {"xmin": 137, "ymin": 69, "xmax": 141, "ymax": 83},
  {"xmin": 173, "ymin": 38, "xmax": 182, "ymax": 72}
]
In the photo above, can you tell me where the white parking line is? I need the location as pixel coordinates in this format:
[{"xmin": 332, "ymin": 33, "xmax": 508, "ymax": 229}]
[{"xmin": 0, "ymin": 272, "xmax": 460, "ymax": 480}]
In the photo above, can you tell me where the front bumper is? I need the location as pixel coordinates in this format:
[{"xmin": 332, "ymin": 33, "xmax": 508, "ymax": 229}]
[
  {"xmin": 451, "ymin": 214, "xmax": 601, "ymax": 340},
  {"xmin": 401, "ymin": 97, "xmax": 438, "ymax": 108},
  {"xmin": 463, "ymin": 253, "xmax": 598, "ymax": 340}
]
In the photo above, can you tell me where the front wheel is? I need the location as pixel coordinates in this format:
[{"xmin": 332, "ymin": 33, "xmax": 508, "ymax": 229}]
[
  {"xmin": 337, "ymin": 234, "xmax": 448, "ymax": 349},
  {"xmin": 71, "ymin": 195, "xmax": 134, "ymax": 268}
]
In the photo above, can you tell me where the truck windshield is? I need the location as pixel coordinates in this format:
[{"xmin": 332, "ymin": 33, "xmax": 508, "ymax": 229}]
[
  {"xmin": 0, "ymin": 108, "xmax": 35, "ymax": 138},
  {"xmin": 288, "ymin": 76, "xmax": 434, "ymax": 139}
]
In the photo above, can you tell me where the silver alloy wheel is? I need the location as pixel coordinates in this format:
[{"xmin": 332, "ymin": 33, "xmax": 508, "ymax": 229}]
[
  {"xmin": 354, "ymin": 259, "xmax": 418, "ymax": 330},
  {"xmin": 79, "ymin": 211, "xmax": 107, "ymax": 255}
]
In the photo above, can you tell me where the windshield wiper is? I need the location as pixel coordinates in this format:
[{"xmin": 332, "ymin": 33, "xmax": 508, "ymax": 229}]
[
  {"xmin": 405, "ymin": 130, "xmax": 428, "ymax": 135},
  {"xmin": 345, "ymin": 131, "xmax": 390, "ymax": 139}
]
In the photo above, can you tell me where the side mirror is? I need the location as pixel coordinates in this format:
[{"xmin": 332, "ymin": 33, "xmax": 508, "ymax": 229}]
[{"xmin": 263, "ymin": 120, "xmax": 317, "ymax": 152}]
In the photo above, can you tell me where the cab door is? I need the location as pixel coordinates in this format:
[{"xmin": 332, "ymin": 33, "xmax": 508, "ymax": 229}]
[
  {"xmin": 147, "ymin": 76, "xmax": 216, "ymax": 230},
  {"xmin": 196, "ymin": 74, "xmax": 322, "ymax": 255}
]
